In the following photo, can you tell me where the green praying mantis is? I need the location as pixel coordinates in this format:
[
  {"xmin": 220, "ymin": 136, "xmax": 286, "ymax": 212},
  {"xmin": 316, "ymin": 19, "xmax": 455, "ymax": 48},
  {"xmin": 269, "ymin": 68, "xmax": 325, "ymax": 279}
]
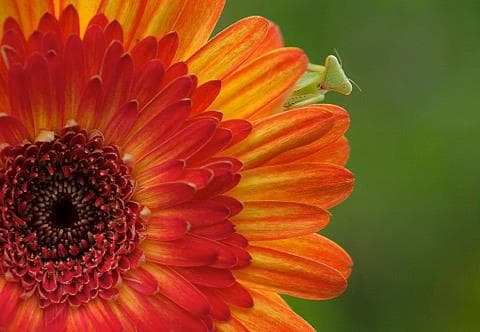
[{"xmin": 284, "ymin": 54, "xmax": 357, "ymax": 109}]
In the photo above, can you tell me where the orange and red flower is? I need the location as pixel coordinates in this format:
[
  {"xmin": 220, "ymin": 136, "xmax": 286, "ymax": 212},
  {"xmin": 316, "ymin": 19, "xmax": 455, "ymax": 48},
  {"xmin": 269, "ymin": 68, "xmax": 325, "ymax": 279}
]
[{"xmin": 0, "ymin": 1, "xmax": 354, "ymax": 331}]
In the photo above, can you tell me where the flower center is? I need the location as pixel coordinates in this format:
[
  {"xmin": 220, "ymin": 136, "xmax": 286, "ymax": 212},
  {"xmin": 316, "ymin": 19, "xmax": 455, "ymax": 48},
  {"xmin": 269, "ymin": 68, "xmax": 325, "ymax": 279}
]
[{"xmin": 0, "ymin": 126, "xmax": 145, "ymax": 307}]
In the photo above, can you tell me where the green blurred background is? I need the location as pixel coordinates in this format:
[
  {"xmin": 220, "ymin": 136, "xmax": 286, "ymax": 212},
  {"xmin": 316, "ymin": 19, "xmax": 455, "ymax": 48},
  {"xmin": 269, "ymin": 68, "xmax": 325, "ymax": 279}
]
[{"xmin": 219, "ymin": 1, "xmax": 480, "ymax": 331}]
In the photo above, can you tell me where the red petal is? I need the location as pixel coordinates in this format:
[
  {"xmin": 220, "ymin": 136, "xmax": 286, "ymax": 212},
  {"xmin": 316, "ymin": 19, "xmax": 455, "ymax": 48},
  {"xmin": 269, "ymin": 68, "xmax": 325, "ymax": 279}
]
[
  {"xmin": 103, "ymin": 100, "xmax": 138, "ymax": 145},
  {"xmin": 0, "ymin": 279, "xmax": 21, "ymax": 327},
  {"xmin": 76, "ymin": 76, "xmax": 103, "ymax": 130},
  {"xmin": 104, "ymin": 20, "xmax": 123, "ymax": 45},
  {"xmin": 63, "ymin": 35, "xmax": 85, "ymax": 122},
  {"xmin": 216, "ymin": 282, "xmax": 253, "ymax": 308},
  {"xmin": 130, "ymin": 59, "xmax": 165, "ymax": 106},
  {"xmin": 174, "ymin": 266, "xmax": 236, "ymax": 288},
  {"xmin": 142, "ymin": 236, "xmax": 217, "ymax": 267},
  {"xmin": 124, "ymin": 99, "xmax": 191, "ymax": 159},
  {"xmin": 190, "ymin": 80, "xmax": 221, "ymax": 116},
  {"xmin": 83, "ymin": 25, "xmax": 107, "ymax": 77},
  {"xmin": 0, "ymin": 115, "xmax": 30, "ymax": 144},
  {"xmin": 137, "ymin": 118, "xmax": 219, "ymax": 170},
  {"xmin": 123, "ymin": 267, "xmax": 159, "ymax": 295},
  {"xmin": 156, "ymin": 32, "xmax": 179, "ymax": 68},
  {"xmin": 59, "ymin": 5, "xmax": 80, "ymax": 40},
  {"xmin": 98, "ymin": 54, "xmax": 134, "ymax": 130},
  {"xmin": 131, "ymin": 36, "xmax": 158, "ymax": 70},
  {"xmin": 143, "ymin": 263, "xmax": 211, "ymax": 316}
]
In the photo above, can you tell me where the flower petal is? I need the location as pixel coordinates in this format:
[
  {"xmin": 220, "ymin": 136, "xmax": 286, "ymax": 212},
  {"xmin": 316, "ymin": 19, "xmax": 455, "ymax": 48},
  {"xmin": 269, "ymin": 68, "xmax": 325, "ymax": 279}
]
[
  {"xmin": 233, "ymin": 201, "xmax": 330, "ymax": 241},
  {"xmin": 123, "ymin": 99, "xmax": 190, "ymax": 159},
  {"xmin": 3, "ymin": 0, "xmax": 54, "ymax": 36},
  {"xmin": 229, "ymin": 163, "xmax": 354, "ymax": 209},
  {"xmin": 125, "ymin": 75, "xmax": 195, "ymax": 143},
  {"xmin": 174, "ymin": 266, "xmax": 235, "ymax": 288},
  {"xmin": 133, "ymin": 0, "xmax": 187, "ymax": 44},
  {"xmin": 172, "ymin": 0, "xmax": 226, "ymax": 61},
  {"xmin": 252, "ymin": 234, "xmax": 353, "ymax": 278},
  {"xmin": 212, "ymin": 48, "xmax": 307, "ymax": 120},
  {"xmin": 63, "ymin": 34, "xmax": 85, "ymax": 122},
  {"xmin": 135, "ymin": 182, "xmax": 196, "ymax": 210},
  {"xmin": 242, "ymin": 21, "xmax": 284, "ymax": 64},
  {"xmin": 7, "ymin": 294, "xmax": 43, "ymax": 331},
  {"xmin": 97, "ymin": 54, "xmax": 134, "ymax": 130},
  {"xmin": 304, "ymin": 136, "xmax": 350, "ymax": 166},
  {"xmin": 123, "ymin": 266, "xmax": 159, "ymax": 295},
  {"xmin": 187, "ymin": 16, "xmax": 269, "ymax": 84},
  {"xmin": 231, "ymin": 289, "xmax": 315, "ymax": 331},
  {"xmin": 0, "ymin": 114, "xmax": 31, "ymax": 145},
  {"xmin": 147, "ymin": 216, "xmax": 189, "ymax": 241},
  {"xmin": 226, "ymin": 106, "xmax": 334, "ymax": 169},
  {"xmin": 136, "ymin": 118, "xmax": 219, "ymax": 170},
  {"xmin": 266, "ymin": 104, "xmax": 350, "ymax": 165},
  {"xmin": 7, "ymin": 63, "xmax": 34, "ymax": 136},
  {"xmin": 76, "ymin": 76, "xmax": 103, "ymax": 130},
  {"xmin": 109, "ymin": 284, "xmax": 169, "ymax": 331},
  {"xmin": 234, "ymin": 246, "xmax": 347, "ymax": 300},
  {"xmin": 0, "ymin": 279, "xmax": 22, "ymax": 328},
  {"xmin": 142, "ymin": 236, "xmax": 218, "ymax": 267},
  {"xmin": 143, "ymin": 263, "xmax": 211, "ymax": 316},
  {"xmin": 102, "ymin": 100, "xmax": 138, "ymax": 145}
]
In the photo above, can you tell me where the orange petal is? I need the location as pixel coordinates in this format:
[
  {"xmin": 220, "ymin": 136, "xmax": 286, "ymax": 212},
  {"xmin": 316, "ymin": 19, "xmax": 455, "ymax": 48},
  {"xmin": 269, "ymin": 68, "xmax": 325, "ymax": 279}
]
[
  {"xmin": 245, "ymin": 21, "xmax": 283, "ymax": 62},
  {"xmin": 234, "ymin": 246, "xmax": 347, "ymax": 300},
  {"xmin": 212, "ymin": 48, "xmax": 308, "ymax": 120},
  {"xmin": 216, "ymin": 317, "xmax": 248, "ymax": 332},
  {"xmin": 109, "ymin": 284, "xmax": 169, "ymax": 331},
  {"xmin": 187, "ymin": 16, "xmax": 269, "ymax": 84},
  {"xmin": 226, "ymin": 106, "xmax": 334, "ymax": 169},
  {"xmin": 147, "ymin": 216, "xmax": 189, "ymax": 241},
  {"xmin": 233, "ymin": 201, "xmax": 330, "ymax": 241},
  {"xmin": 230, "ymin": 289, "xmax": 315, "ymax": 331},
  {"xmin": 133, "ymin": 0, "xmax": 187, "ymax": 44},
  {"xmin": 252, "ymin": 234, "xmax": 353, "ymax": 278},
  {"xmin": 303, "ymin": 136, "xmax": 350, "ymax": 166},
  {"xmin": 229, "ymin": 163, "xmax": 354, "ymax": 209},
  {"xmin": 172, "ymin": 0, "xmax": 226, "ymax": 61},
  {"xmin": 266, "ymin": 104, "xmax": 350, "ymax": 165}
]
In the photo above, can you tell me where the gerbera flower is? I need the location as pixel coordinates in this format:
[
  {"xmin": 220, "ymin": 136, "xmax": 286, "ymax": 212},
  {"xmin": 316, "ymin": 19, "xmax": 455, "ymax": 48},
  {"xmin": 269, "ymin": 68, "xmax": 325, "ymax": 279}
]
[{"xmin": 0, "ymin": 1, "xmax": 354, "ymax": 331}]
